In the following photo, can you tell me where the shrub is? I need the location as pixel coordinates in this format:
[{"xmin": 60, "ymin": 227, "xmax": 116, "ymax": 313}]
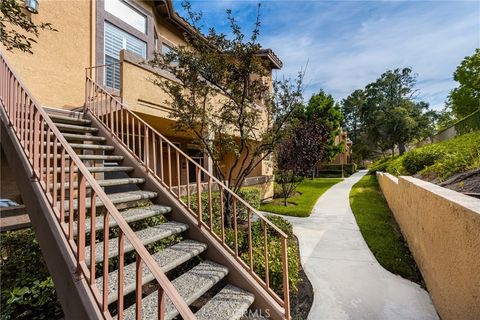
[
  {"xmin": 402, "ymin": 148, "xmax": 445, "ymax": 174},
  {"xmin": 243, "ymin": 215, "xmax": 299, "ymax": 294},
  {"xmin": 371, "ymin": 131, "xmax": 480, "ymax": 181},
  {"xmin": 0, "ymin": 230, "xmax": 63, "ymax": 320},
  {"xmin": 368, "ymin": 156, "xmax": 397, "ymax": 174},
  {"xmin": 386, "ymin": 156, "xmax": 408, "ymax": 176}
]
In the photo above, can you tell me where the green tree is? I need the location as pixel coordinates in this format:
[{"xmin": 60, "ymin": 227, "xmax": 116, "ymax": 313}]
[
  {"xmin": 0, "ymin": 0, "xmax": 56, "ymax": 54},
  {"xmin": 363, "ymin": 68, "xmax": 434, "ymax": 155},
  {"xmin": 341, "ymin": 89, "xmax": 365, "ymax": 144},
  {"xmin": 303, "ymin": 90, "xmax": 344, "ymax": 161},
  {"xmin": 448, "ymin": 49, "xmax": 480, "ymax": 118},
  {"xmin": 149, "ymin": 2, "xmax": 304, "ymax": 225}
]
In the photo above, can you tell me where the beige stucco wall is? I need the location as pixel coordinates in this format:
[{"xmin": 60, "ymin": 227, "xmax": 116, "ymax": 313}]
[
  {"xmin": 376, "ymin": 172, "xmax": 480, "ymax": 320},
  {"xmin": 2, "ymin": 0, "xmax": 94, "ymax": 109}
]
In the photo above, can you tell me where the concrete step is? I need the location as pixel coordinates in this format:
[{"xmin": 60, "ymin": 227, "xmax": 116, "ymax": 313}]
[
  {"xmin": 49, "ymin": 114, "xmax": 91, "ymax": 125},
  {"xmin": 73, "ymin": 205, "xmax": 171, "ymax": 235},
  {"xmin": 64, "ymin": 190, "xmax": 157, "ymax": 211},
  {"xmin": 45, "ymin": 154, "xmax": 123, "ymax": 161},
  {"xmin": 48, "ymin": 166, "xmax": 134, "ymax": 173},
  {"xmin": 26, "ymin": 130, "xmax": 106, "ymax": 142},
  {"xmin": 75, "ymin": 205, "xmax": 172, "ymax": 235},
  {"xmin": 195, "ymin": 285, "xmax": 255, "ymax": 320},
  {"xmin": 62, "ymin": 132, "xmax": 105, "ymax": 142},
  {"xmin": 85, "ymin": 221, "xmax": 189, "ymax": 264},
  {"xmin": 54, "ymin": 177, "xmax": 145, "ymax": 190},
  {"xmin": 40, "ymin": 142, "xmax": 114, "ymax": 151},
  {"xmin": 55, "ymin": 123, "xmax": 98, "ymax": 134},
  {"xmin": 120, "ymin": 261, "xmax": 229, "ymax": 320},
  {"xmin": 99, "ymin": 240, "xmax": 208, "ymax": 305}
]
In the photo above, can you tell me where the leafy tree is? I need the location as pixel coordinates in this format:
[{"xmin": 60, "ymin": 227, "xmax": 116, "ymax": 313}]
[
  {"xmin": 150, "ymin": 2, "xmax": 304, "ymax": 224},
  {"xmin": 362, "ymin": 68, "xmax": 434, "ymax": 155},
  {"xmin": 448, "ymin": 49, "xmax": 480, "ymax": 118},
  {"xmin": 0, "ymin": 0, "xmax": 56, "ymax": 54},
  {"xmin": 275, "ymin": 112, "xmax": 330, "ymax": 206},
  {"xmin": 341, "ymin": 89, "xmax": 365, "ymax": 144},
  {"xmin": 435, "ymin": 106, "xmax": 456, "ymax": 130},
  {"xmin": 303, "ymin": 90, "xmax": 344, "ymax": 161}
]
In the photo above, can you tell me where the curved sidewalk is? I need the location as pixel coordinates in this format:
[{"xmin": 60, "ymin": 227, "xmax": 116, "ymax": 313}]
[{"xmin": 280, "ymin": 171, "xmax": 439, "ymax": 320}]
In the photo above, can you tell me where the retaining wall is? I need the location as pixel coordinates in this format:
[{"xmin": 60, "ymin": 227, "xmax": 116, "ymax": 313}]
[{"xmin": 376, "ymin": 172, "xmax": 480, "ymax": 320}]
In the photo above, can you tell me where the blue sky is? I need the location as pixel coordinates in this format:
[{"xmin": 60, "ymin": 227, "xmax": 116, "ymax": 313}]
[{"xmin": 174, "ymin": 0, "xmax": 480, "ymax": 110}]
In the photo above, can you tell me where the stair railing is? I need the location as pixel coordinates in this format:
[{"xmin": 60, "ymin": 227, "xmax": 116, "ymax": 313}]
[
  {"xmin": 0, "ymin": 52, "xmax": 196, "ymax": 320},
  {"xmin": 85, "ymin": 66, "xmax": 291, "ymax": 319}
]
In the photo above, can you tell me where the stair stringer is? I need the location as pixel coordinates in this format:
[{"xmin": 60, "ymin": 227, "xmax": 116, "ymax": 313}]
[
  {"xmin": 0, "ymin": 109, "xmax": 105, "ymax": 320},
  {"xmin": 86, "ymin": 112, "xmax": 286, "ymax": 320}
]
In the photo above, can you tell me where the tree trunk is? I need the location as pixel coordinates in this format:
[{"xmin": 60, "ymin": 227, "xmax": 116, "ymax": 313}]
[{"xmin": 398, "ymin": 142, "xmax": 406, "ymax": 155}]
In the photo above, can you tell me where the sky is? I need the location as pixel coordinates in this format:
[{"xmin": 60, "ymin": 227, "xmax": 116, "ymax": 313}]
[{"xmin": 174, "ymin": 0, "xmax": 480, "ymax": 110}]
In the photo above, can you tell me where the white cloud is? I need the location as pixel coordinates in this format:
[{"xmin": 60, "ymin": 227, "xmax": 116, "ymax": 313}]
[{"xmin": 259, "ymin": 1, "xmax": 480, "ymax": 109}]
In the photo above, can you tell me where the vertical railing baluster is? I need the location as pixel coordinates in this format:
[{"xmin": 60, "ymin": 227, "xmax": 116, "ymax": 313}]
[
  {"xmin": 233, "ymin": 198, "xmax": 238, "ymax": 256},
  {"xmin": 158, "ymin": 285, "xmax": 165, "ymax": 320},
  {"xmin": 68, "ymin": 160, "xmax": 75, "ymax": 241},
  {"xmin": 32, "ymin": 107, "xmax": 39, "ymax": 177},
  {"xmin": 45, "ymin": 127, "xmax": 51, "ymax": 196},
  {"xmin": 137, "ymin": 120, "xmax": 141, "ymax": 160},
  {"xmin": 39, "ymin": 118, "xmax": 45, "ymax": 185},
  {"xmin": 186, "ymin": 160, "xmax": 190, "ymax": 209},
  {"xmin": 263, "ymin": 221, "xmax": 269, "ymax": 289},
  {"xmin": 282, "ymin": 237, "xmax": 291, "ymax": 320},
  {"xmin": 135, "ymin": 254, "xmax": 143, "ymax": 320},
  {"xmin": 25, "ymin": 100, "xmax": 34, "ymax": 157},
  {"xmin": 117, "ymin": 230, "xmax": 125, "ymax": 319},
  {"xmin": 132, "ymin": 118, "xmax": 136, "ymax": 155},
  {"xmin": 176, "ymin": 151, "xmax": 180, "ymax": 198},
  {"xmin": 102, "ymin": 213, "xmax": 110, "ymax": 313},
  {"xmin": 90, "ymin": 192, "xmax": 97, "ymax": 286},
  {"xmin": 52, "ymin": 137, "xmax": 58, "ymax": 208},
  {"xmin": 145, "ymin": 126, "xmax": 149, "ymax": 171},
  {"xmin": 248, "ymin": 209, "xmax": 253, "ymax": 272},
  {"xmin": 77, "ymin": 171, "xmax": 86, "ymax": 272},
  {"xmin": 153, "ymin": 134, "xmax": 157, "ymax": 176},
  {"xmin": 196, "ymin": 166, "xmax": 202, "ymax": 228},
  {"xmin": 220, "ymin": 187, "xmax": 225, "ymax": 244},
  {"xmin": 159, "ymin": 140, "xmax": 164, "ymax": 182},
  {"xmin": 126, "ymin": 112, "xmax": 130, "ymax": 149},
  {"xmin": 167, "ymin": 144, "xmax": 171, "ymax": 189},
  {"xmin": 208, "ymin": 176, "xmax": 213, "ymax": 230},
  {"xmin": 121, "ymin": 107, "xmax": 124, "ymax": 145},
  {"xmin": 60, "ymin": 148, "xmax": 66, "ymax": 225}
]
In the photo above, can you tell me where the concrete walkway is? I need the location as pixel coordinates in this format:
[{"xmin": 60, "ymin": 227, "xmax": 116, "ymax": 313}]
[{"xmin": 277, "ymin": 170, "xmax": 439, "ymax": 320}]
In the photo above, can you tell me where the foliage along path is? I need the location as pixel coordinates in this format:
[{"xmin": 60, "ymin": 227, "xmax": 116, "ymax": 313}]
[{"xmin": 273, "ymin": 170, "xmax": 438, "ymax": 320}]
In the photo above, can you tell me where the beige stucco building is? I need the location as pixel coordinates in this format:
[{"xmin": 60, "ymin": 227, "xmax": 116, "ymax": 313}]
[{"xmin": 4, "ymin": 0, "xmax": 281, "ymax": 199}]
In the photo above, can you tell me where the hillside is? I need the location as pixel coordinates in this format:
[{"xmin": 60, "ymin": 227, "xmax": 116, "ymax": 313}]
[{"xmin": 369, "ymin": 131, "xmax": 480, "ymax": 194}]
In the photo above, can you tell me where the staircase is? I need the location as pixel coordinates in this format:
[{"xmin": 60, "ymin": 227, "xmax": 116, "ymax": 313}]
[
  {"xmin": 0, "ymin": 53, "xmax": 290, "ymax": 320},
  {"xmin": 46, "ymin": 109, "xmax": 255, "ymax": 319}
]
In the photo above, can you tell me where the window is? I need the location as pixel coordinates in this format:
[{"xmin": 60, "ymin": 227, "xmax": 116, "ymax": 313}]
[
  {"xmin": 161, "ymin": 43, "xmax": 173, "ymax": 55},
  {"xmin": 162, "ymin": 43, "xmax": 178, "ymax": 64},
  {"xmin": 104, "ymin": 22, "xmax": 146, "ymax": 89},
  {"xmin": 105, "ymin": 0, "xmax": 146, "ymax": 33}
]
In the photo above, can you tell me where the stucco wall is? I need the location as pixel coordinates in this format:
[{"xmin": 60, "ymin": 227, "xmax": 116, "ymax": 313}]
[
  {"xmin": 376, "ymin": 172, "xmax": 480, "ymax": 320},
  {"xmin": 2, "ymin": 0, "xmax": 93, "ymax": 109}
]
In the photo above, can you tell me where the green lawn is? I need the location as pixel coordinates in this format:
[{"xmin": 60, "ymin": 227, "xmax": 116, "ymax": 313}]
[
  {"xmin": 260, "ymin": 178, "xmax": 342, "ymax": 217},
  {"xmin": 350, "ymin": 175, "xmax": 423, "ymax": 285}
]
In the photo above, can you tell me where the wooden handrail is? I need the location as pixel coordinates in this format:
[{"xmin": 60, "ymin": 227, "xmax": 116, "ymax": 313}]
[
  {"xmin": 85, "ymin": 64, "xmax": 291, "ymax": 319},
  {"xmin": 0, "ymin": 51, "xmax": 195, "ymax": 320}
]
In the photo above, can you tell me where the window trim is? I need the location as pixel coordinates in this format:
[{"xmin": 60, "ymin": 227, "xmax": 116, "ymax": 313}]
[{"xmin": 104, "ymin": 0, "xmax": 147, "ymax": 34}]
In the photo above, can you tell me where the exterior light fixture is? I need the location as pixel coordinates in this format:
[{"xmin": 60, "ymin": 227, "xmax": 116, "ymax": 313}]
[{"xmin": 25, "ymin": 0, "xmax": 39, "ymax": 14}]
